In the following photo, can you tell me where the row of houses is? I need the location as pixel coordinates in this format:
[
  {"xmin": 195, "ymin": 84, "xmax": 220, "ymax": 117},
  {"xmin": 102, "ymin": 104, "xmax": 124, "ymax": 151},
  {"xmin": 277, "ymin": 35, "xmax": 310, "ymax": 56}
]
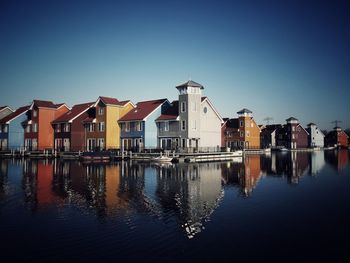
[
  {"xmin": 0, "ymin": 81, "xmax": 223, "ymax": 152},
  {"xmin": 0, "ymin": 80, "xmax": 349, "ymax": 152},
  {"xmin": 222, "ymin": 111, "xmax": 349, "ymax": 150}
]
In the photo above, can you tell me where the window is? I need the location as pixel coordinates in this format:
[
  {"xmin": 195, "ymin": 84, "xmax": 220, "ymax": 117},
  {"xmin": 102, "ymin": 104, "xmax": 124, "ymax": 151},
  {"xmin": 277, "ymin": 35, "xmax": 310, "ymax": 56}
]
[
  {"xmin": 164, "ymin": 121, "xmax": 169, "ymax": 131},
  {"xmin": 87, "ymin": 123, "xmax": 95, "ymax": 132},
  {"xmin": 292, "ymin": 134, "xmax": 295, "ymax": 139},
  {"xmin": 292, "ymin": 126, "xmax": 295, "ymax": 131},
  {"xmin": 64, "ymin": 123, "xmax": 70, "ymax": 132},
  {"xmin": 32, "ymin": 123, "xmax": 38, "ymax": 133},
  {"xmin": 182, "ymin": 138, "xmax": 186, "ymax": 147},
  {"xmin": 98, "ymin": 107, "xmax": 104, "ymax": 115},
  {"xmin": 137, "ymin": 121, "xmax": 143, "ymax": 131},
  {"xmin": 55, "ymin": 124, "xmax": 61, "ymax": 133},
  {"xmin": 33, "ymin": 110, "xmax": 37, "ymax": 117},
  {"xmin": 181, "ymin": 120, "xmax": 186, "ymax": 131},
  {"xmin": 181, "ymin": 102, "xmax": 186, "ymax": 113},
  {"xmin": 125, "ymin": 122, "xmax": 130, "ymax": 132},
  {"xmin": 251, "ymin": 122, "xmax": 254, "ymax": 128},
  {"xmin": 203, "ymin": 107, "xmax": 207, "ymax": 114},
  {"xmin": 240, "ymin": 120, "xmax": 244, "ymax": 127},
  {"xmin": 240, "ymin": 131, "xmax": 244, "ymax": 137},
  {"xmin": 246, "ymin": 131, "xmax": 250, "ymax": 137},
  {"xmin": 26, "ymin": 125, "xmax": 30, "ymax": 133},
  {"xmin": 99, "ymin": 122, "xmax": 105, "ymax": 132}
]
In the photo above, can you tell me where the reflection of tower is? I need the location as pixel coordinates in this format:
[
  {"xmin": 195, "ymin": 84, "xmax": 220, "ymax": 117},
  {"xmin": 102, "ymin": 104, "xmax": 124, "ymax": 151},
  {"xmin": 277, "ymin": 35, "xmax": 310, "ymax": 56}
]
[
  {"xmin": 240, "ymin": 155, "xmax": 262, "ymax": 196},
  {"xmin": 286, "ymin": 152, "xmax": 310, "ymax": 184},
  {"xmin": 156, "ymin": 163, "xmax": 223, "ymax": 239}
]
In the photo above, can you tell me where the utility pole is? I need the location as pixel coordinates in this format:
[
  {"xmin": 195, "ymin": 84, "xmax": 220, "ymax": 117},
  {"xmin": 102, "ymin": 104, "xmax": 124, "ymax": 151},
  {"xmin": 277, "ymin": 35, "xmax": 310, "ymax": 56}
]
[{"xmin": 331, "ymin": 120, "xmax": 342, "ymax": 128}]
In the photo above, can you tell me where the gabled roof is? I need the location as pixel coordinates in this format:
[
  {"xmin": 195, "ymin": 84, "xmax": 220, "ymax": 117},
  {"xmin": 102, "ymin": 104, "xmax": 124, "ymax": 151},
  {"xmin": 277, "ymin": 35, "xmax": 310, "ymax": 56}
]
[
  {"xmin": 94, "ymin": 96, "xmax": 134, "ymax": 107},
  {"xmin": 0, "ymin": 106, "xmax": 13, "ymax": 112},
  {"xmin": 0, "ymin": 106, "xmax": 30, "ymax": 124},
  {"xmin": 237, "ymin": 108, "xmax": 252, "ymax": 114},
  {"xmin": 119, "ymin": 99, "xmax": 168, "ymax": 122},
  {"xmin": 156, "ymin": 101, "xmax": 179, "ymax": 121},
  {"xmin": 52, "ymin": 102, "xmax": 94, "ymax": 124},
  {"xmin": 176, "ymin": 80, "xmax": 204, "ymax": 90},
  {"xmin": 201, "ymin": 97, "xmax": 224, "ymax": 123},
  {"xmin": 32, "ymin": 100, "xmax": 57, "ymax": 109}
]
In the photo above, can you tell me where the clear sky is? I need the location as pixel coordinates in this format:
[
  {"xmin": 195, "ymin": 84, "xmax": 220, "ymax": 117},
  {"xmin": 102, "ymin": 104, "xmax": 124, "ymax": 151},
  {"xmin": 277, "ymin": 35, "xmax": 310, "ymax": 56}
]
[{"xmin": 1, "ymin": 0, "xmax": 349, "ymax": 130}]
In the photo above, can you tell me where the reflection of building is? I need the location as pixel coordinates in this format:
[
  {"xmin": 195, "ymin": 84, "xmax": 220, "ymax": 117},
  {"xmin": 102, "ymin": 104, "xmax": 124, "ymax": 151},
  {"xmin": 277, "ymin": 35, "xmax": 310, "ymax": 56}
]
[
  {"xmin": 325, "ymin": 149, "xmax": 349, "ymax": 171},
  {"xmin": 286, "ymin": 152, "xmax": 309, "ymax": 184},
  {"xmin": 22, "ymin": 159, "xmax": 63, "ymax": 210},
  {"xmin": 221, "ymin": 155, "xmax": 262, "ymax": 196},
  {"xmin": 309, "ymin": 151, "xmax": 325, "ymax": 175},
  {"xmin": 0, "ymin": 159, "xmax": 9, "ymax": 200},
  {"xmin": 156, "ymin": 163, "xmax": 223, "ymax": 238}
]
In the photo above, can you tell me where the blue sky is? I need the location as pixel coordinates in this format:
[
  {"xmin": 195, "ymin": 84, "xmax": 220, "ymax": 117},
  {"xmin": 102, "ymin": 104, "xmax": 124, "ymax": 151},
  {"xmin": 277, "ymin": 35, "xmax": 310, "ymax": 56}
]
[{"xmin": 1, "ymin": 0, "xmax": 349, "ymax": 130}]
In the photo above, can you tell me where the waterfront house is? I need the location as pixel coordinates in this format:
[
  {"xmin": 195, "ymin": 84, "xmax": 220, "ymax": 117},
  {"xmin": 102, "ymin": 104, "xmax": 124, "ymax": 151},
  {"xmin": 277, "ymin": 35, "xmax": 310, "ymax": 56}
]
[
  {"xmin": 52, "ymin": 102, "xmax": 94, "ymax": 151},
  {"xmin": 0, "ymin": 106, "xmax": 29, "ymax": 150},
  {"xmin": 83, "ymin": 96, "xmax": 134, "ymax": 151},
  {"xmin": 260, "ymin": 124, "xmax": 283, "ymax": 149},
  {"xmin": 275, "ymin": 117, "xmax": 309, "ymax": 149},
  {"xmin": 325, "ymin": 126, "xmax": 349, "ymax": 148},
  {"xmin": 22, "ymin": 100, "xmax": 70, "ymax": 151},
  {"xmin": 0, "ymin": 106, "xmax": 14, "ymax": 120},
  {"xmin": 306, "ymin": 123, "xmax": 325, "ymax": 148},
  {"xmin": 222, "ymin": 108, "xmax": 261, "ymax": 149},
  {"xmin": 119, "ymin": 99, "xmax": 170, "ymax": 150},
  {"xmin": 156, "ymin": 80, "xmax": 223, "ymax": 151}
]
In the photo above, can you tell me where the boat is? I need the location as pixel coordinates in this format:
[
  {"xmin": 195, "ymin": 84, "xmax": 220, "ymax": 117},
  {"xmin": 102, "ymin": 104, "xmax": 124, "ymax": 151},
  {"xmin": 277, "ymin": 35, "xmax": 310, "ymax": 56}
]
[{"xmin": 151, "ymin": 155, "xmax": 173, "ymax": 163}]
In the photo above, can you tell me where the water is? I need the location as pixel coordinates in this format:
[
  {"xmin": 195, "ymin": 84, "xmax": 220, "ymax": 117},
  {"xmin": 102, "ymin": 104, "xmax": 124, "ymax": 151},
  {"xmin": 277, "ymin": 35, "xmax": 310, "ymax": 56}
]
[{"xmin": 1, "ymin": 150, "xmax": 350, "ymax": 262}]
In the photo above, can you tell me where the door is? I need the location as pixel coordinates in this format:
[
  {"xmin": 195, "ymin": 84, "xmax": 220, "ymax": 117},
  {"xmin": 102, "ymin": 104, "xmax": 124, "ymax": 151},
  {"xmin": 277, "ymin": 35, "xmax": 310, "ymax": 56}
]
[{"xmin": 63, "ymin": 138, "xmax": 70, "ymax": 152}]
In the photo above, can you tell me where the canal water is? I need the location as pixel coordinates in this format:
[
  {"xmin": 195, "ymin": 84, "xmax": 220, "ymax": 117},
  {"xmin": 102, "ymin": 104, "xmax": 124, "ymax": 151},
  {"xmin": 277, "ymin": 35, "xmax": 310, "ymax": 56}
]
[{"xmin": 1, "ymin": 150, "xmax": 349, "ymax": 262}]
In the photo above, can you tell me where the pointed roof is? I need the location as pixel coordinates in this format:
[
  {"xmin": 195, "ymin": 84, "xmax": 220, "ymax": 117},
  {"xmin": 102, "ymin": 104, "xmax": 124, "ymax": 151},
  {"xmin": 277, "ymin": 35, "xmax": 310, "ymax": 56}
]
[
  {"xmin": 176, "ymin": 80, "xmax": 204, "ymax": 90},
  {"xmin": 95, "ymin": 96, "xmax": 133, "ymax": 107},
  {"xmin": 225, "ymin": 118, "xmax": 239, "ymax": 129},
  {"xmin": 237, "ymin": 108, "xmax": 252, "ymax": 114},
  {"xmin": 286, "ymin": 117, "xmax": 299, "ymax": 121},
  {"xmin": 156, "ymin": 101, "xmax": 179, "ymax": 121},
  {"xmin": 119, "ymin": 99, "xmax": 168, "ymax": 122},
  {"xmin": 52, "ymin": 102, "xmax": 94, "ymax": 124},
  {"xmin": 32, "ymin": 100, "xmax": 57, "ymax": 109},
  {"xmin": 0, "ymin": 105, "xmax": 30, "ymax": 124},
  {"xmin": 0, "ymin": 106, "xmax": 13, "ymax": 112}
]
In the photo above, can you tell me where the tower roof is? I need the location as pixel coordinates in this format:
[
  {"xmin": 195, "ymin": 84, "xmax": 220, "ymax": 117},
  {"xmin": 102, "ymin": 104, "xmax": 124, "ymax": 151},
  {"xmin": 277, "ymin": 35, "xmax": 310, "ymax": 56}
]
[
  {"xmin": 237, "ymin": 108, "xmax": 252, "ymax": 114},
  {"xmin": 176, "ymin": 80, "xmax": 204, "ymax": 90}
]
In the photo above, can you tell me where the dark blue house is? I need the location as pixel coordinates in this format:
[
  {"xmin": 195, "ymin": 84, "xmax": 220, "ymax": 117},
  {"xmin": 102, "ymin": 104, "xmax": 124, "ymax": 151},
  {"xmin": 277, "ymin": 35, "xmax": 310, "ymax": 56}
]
[{"xmin": 119, "ymin": 99, "xmax": 170, "ymax": 150}]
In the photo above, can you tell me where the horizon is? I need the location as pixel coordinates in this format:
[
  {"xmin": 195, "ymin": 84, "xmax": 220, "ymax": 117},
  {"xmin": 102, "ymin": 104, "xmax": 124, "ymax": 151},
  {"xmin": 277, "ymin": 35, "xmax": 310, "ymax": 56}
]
[{"xmin": 1, "ymin": 0, "xmax": 349, "ymax": 130}]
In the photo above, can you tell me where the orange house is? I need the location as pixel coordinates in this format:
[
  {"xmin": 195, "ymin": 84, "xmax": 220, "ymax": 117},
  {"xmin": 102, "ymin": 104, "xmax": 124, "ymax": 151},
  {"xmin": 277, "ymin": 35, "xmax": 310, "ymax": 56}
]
[
  {"xmin": 23, "ymin": 100, "xmax": 70, "ymax": 150},
  {"xmin": 222, "ymin": 108, "xmax": 261, "ymax": 149}
]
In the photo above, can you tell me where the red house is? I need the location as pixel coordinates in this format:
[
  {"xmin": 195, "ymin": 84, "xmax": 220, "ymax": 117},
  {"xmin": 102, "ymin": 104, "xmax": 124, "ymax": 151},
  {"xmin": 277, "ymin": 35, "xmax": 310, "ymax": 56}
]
[
  {"xmin": 276, "ymin": 117, "xmax": 309, "ymax": 149},
  {"xmin": 52, "ymin": 102, "xmax": 94, "ymax": 151},
  {"xmin": 325, "ymin": 127, "xmax": 349, "ymax": 148}
]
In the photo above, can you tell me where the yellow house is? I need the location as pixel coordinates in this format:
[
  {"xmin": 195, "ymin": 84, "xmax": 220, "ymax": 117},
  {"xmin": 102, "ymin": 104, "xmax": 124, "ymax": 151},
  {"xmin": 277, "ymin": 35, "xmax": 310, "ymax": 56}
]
[{"xmin": 83, "ymin": 96, "xmax": 135, "ymax": 151}]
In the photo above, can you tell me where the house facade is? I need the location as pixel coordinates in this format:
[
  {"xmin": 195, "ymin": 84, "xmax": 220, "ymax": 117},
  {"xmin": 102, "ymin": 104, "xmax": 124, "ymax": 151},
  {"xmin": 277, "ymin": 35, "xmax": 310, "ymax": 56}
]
[
  {"xmin": 0, "ymin": 106, "xmax": 14, "ymax": 121},
  {"xmin": 0, "ymin": 106, "xmax": 29, "ymax": 150},
  {"xmin": 276, "ymin": 117, "xmax": 309, "ymax": 149},
  {"xmin": 156, "ymin": 80, "xmax": 223, "ymax": 151},
  {"xmin": 306, "ymin": 123, "xmax": 325, "ymax": 148},
  {"xmin": 260, "ymin": 124, "xmax": 283, "ymax": 149},
  {"xmin": 119, "ymin": 99, "xmax": 169, "ymax": 151},
  {"xmin": 325, "ymin": 127, "xmax": 349, "ymax": 148},
  {"xmin": 22, "ymin": 100, "xmax": 70, "ymax": 151},
  {"xmin": 83, "ymin": 96, "xmax": 134, "ymax": 151},
  {"xmin": 52, "ymin": 102, "xmax": 94, "ymax": 151},
  {"xmin": 222, "ymin": 108, "xmax": 261, "ymax": 149}
]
